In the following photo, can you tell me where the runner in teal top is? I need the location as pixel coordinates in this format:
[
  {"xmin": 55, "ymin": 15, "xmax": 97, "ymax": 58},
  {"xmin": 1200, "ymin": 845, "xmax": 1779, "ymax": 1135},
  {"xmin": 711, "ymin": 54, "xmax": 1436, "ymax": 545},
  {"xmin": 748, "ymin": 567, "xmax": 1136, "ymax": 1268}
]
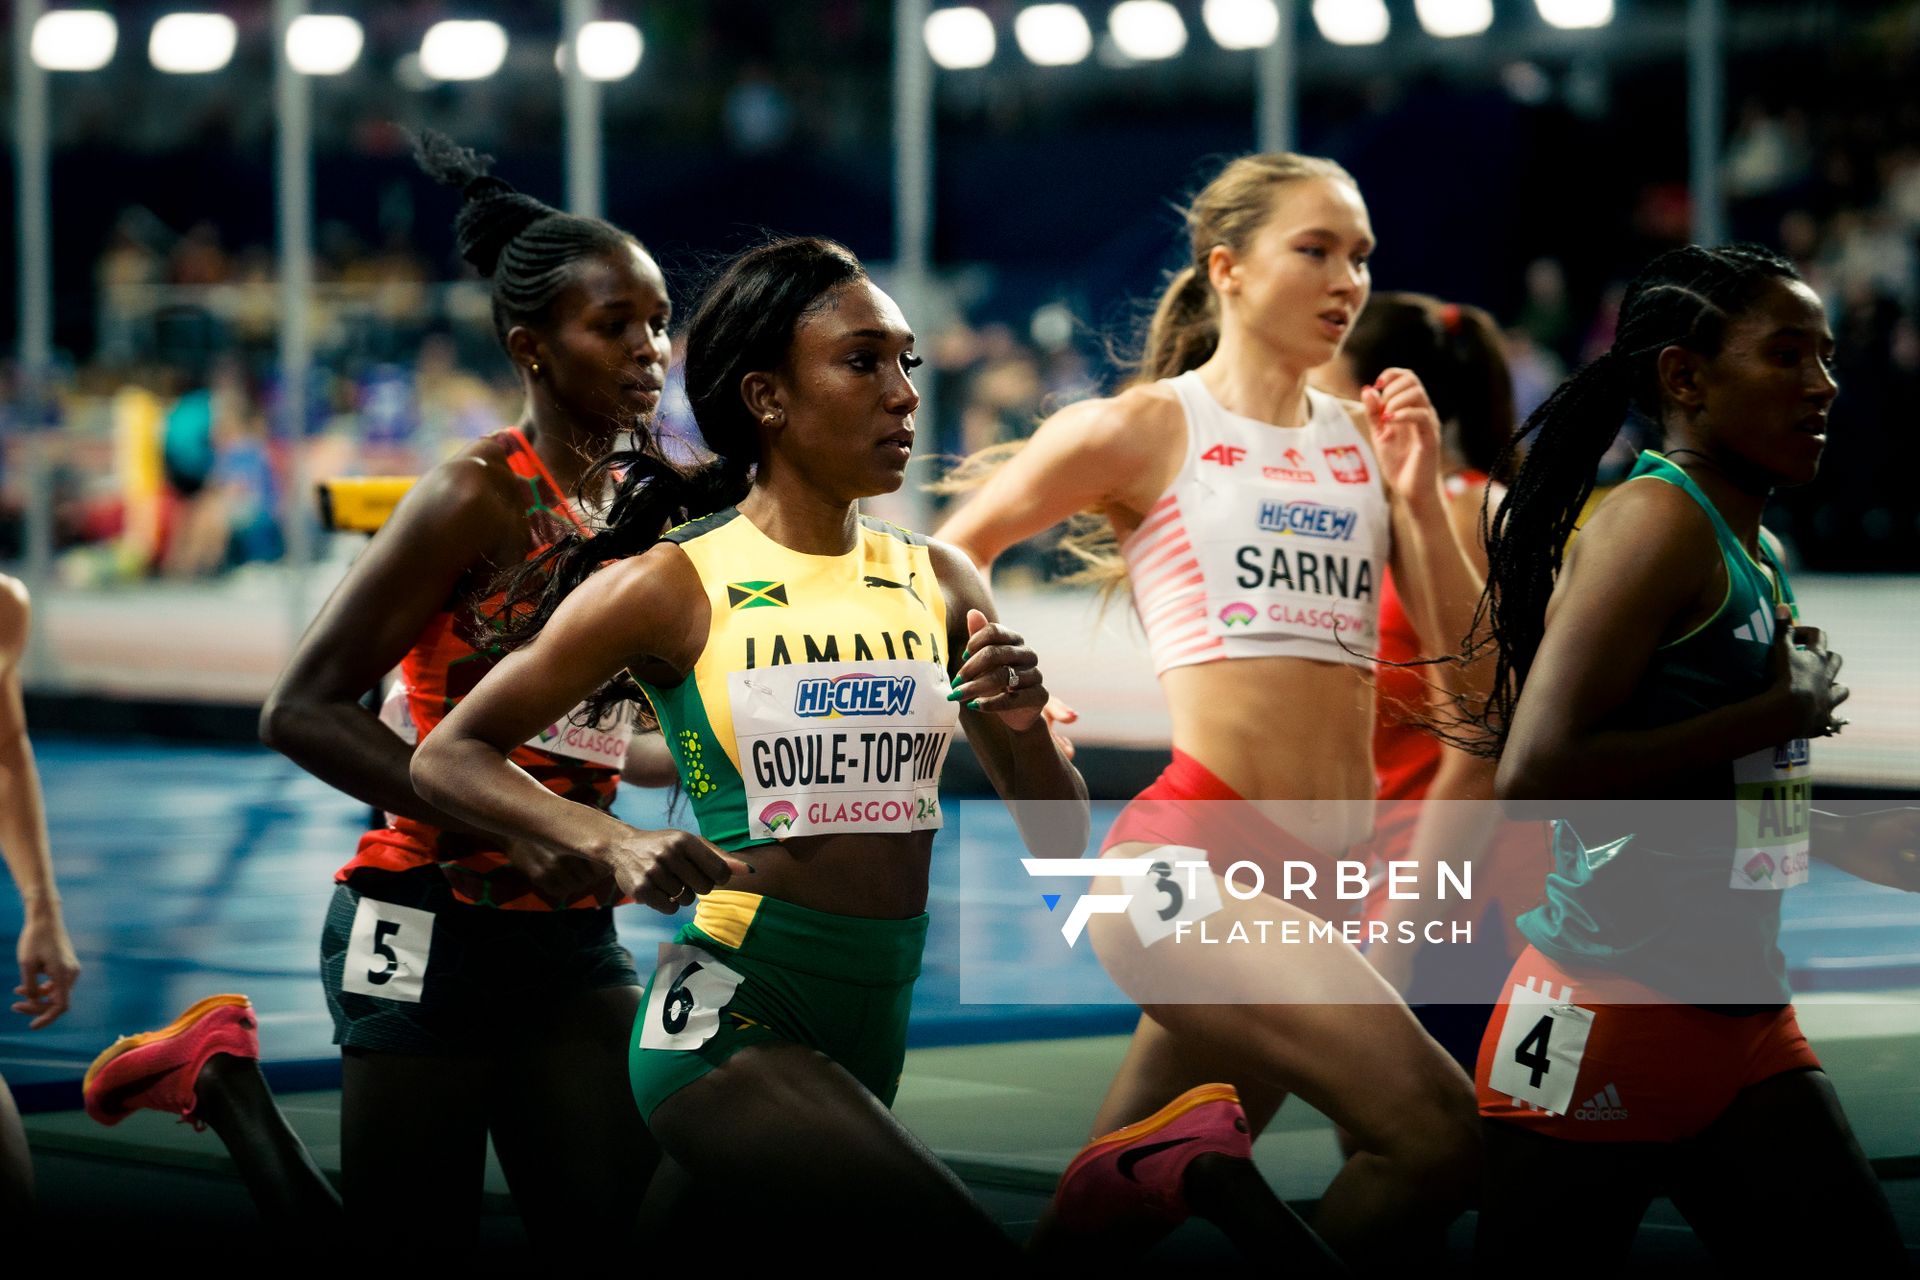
[
  {"xmin": 1454, "ymin": 245, "xmax": 1918, "ymax": 1272},
  {"xmin": 1516, "ymin": 449, "xmax": 1810, "ymax": 1005}
]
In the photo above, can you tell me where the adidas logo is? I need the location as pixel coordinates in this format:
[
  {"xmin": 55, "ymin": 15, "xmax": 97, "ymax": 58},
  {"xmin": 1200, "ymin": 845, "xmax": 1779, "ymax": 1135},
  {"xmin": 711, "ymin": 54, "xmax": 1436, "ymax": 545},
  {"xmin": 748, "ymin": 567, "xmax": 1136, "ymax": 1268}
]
[
  {"xmin": 1730, "ymin": 605, "xmax": 1775, "ymax": 644},
  {"xmin": 1573, "ymin": 1083, "xmax": 1630, "ymax": 1122}
]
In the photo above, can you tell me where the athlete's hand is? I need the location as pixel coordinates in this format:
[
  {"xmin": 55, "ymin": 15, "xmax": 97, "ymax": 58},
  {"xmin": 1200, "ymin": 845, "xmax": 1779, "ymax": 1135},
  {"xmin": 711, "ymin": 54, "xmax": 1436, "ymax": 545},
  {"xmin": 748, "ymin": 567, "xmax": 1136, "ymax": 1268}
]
[
  {"xmin": 950, "ymin": 608, "xmax": 1050, "ymax": 734},
  {"xmin": 504, "ymin": 836, "xmax": 617, "ymax": 907},
  {"xmin": 14, "ymin": 908, "xmax": 80, "ymax": 1030},
  {"xmin": 604, "ymin": 828, "xmax": 755, "ymax": 915},
  {"xmin": 1364, "ymin": 368, "xmax": 1444, "ymax": 505},
  {"xmin": 1043, "ymin": 696, "xmax": 1079, "ymax": 760},
  {"xmin": 1769, "ymin": 610, "xmax": 1849, "ymax": 738}
]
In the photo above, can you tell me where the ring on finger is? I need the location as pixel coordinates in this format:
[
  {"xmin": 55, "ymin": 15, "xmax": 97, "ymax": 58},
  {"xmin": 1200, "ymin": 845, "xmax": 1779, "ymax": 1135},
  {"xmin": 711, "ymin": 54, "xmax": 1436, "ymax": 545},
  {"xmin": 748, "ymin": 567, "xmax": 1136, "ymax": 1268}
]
[{"xmin": 1006, "ymin": 666, "xmax": 1020, "ymax": 691}]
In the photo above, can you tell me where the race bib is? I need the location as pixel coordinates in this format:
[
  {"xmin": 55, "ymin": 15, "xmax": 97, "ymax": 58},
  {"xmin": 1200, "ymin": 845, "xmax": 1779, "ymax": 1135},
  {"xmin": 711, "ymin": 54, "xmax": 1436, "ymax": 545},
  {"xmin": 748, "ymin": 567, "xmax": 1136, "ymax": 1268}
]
[
  {"xmin": 1124, "ymin": 846, "xmax": 1226, "ymax": 947},
  {"xmin": 638, "ymin": 943, "xmax": 746, "ymax": 1051},
  {"xmin": 377, "ymin": 679, "xmax": 418, "ymax": 745},
  {"xmin": 729, "ymin": 659, "xmax": 955, "ymax": 841},
  {"xmin": 380, "ymin": 678, "xmax": 633, "ymax": 768},
  {"xmin": 528, "ymin": 699, "xmax": 636, "ymax": 769},
  {"xmin": 1730, "ymin": 738, "xmax": 1811, "ymax": 891},
  {"xmin": 1196, "ymin": 482, "xmax": 1382, "ymax": 648},
  {"xmin": 1486, "ymin": 980, "xmax": 1596, "ymax": 1116},
  {"xmin": 341, "ymin": 897, "xmax": 434, "ymax": 1002}
]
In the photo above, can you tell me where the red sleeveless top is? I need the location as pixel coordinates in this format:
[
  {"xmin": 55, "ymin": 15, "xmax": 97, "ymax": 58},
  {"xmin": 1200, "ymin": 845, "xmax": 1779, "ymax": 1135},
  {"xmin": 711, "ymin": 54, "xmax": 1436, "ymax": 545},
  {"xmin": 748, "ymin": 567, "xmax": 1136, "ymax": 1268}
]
[{"xmin": 337, "ymin": 427, "xmax": 630, "ymax": 910}]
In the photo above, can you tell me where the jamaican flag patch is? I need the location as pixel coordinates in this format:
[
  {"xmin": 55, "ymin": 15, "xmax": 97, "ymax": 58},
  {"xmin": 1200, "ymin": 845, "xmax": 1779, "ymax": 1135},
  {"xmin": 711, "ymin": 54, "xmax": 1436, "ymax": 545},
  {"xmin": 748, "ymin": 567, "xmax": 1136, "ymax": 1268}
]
[{"xmin": 727, "ymin": 581, "xmax": 789, "ymax": 610}]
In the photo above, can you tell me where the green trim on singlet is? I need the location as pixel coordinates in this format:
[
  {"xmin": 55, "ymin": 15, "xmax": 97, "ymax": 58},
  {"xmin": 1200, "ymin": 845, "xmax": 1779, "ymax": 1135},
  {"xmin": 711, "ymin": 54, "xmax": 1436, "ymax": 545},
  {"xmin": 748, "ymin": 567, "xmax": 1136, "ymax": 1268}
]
[{"xmin": 1631, "ymin": 451, "xmax": 1787, "ymax": 652}]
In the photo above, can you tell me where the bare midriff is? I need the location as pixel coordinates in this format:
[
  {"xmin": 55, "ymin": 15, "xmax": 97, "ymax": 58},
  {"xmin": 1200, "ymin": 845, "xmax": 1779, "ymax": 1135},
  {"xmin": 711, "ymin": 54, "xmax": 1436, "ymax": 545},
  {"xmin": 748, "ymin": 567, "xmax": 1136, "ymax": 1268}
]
[
  {"xmin": 736, "ymin": 833, "xmax": 936, "ymax": 920},
  {"xmin": 1160, "ymin": 655, "xmax": 1377, "ymax": 855}
]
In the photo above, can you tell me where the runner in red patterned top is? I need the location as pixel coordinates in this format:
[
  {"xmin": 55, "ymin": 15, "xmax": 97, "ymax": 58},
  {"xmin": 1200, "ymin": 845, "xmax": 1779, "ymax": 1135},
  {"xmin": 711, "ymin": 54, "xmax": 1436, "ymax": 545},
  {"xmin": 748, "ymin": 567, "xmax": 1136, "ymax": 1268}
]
[
  {"xmin": 343, "ymin": 424, "xmax": 634, "ymax": 910},
  {"xmin": 249, "ymin": 130, "xmax": 676, "ymax": 1246}
]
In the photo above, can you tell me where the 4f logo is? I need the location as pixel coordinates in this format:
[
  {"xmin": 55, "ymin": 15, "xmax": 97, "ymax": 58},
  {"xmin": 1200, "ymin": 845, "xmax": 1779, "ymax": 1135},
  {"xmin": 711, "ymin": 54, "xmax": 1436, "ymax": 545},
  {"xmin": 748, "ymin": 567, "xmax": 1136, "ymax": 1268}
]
[{"xmin": 1202, "ymin": 444, "xmax": 1247, "ymax": 468}]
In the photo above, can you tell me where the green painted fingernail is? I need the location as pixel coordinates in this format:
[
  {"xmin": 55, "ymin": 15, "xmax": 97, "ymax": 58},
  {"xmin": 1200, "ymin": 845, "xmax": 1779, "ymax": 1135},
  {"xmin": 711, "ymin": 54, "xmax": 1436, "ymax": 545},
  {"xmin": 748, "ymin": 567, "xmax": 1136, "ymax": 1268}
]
[{"xmin": 966, "ymin": 699, "xmax": 980, "ymax": 711}]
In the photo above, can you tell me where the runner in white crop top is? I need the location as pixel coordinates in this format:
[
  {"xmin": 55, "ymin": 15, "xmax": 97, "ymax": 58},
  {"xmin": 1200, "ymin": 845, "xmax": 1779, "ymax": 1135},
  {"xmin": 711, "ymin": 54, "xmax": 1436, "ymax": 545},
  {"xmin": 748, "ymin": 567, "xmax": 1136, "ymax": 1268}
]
[
  {"xmin": 937, "ymin": 153, "xmax": 1490, "ymax": 1267},
  {"xmin": 1123, "ymin": 371, "xmax": 1390, "ymax": 673}
]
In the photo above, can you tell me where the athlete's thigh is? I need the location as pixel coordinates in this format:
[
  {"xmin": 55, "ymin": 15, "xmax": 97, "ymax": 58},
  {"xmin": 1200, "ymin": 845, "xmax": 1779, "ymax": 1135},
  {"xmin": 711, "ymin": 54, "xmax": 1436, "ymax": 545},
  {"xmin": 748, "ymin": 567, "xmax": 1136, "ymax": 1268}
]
[
  {"xmin": 489, "ymin": 983, "xmax": 658, "ymax": 1245},
  {"xmin": 1093, "ymin": 1012, "xmax": 1291, "ymax": 1136},
  {"xmin": 1475, "ymin": 1121, "xmax": 1660, "ymax": 1268},
  {"xmin": 1667, "ymin": 1068, "xmax": 1906, "ymax": 1270},
  {"xmin": 340, "ymin": 1047, "xmax": 491, "ymax": 1239},
  {"xmin": 647, "ymin": 1040, "xmax": 1012, "ymax": 1260},
  {"xmin": 1087, "ymin": 864, "xmax": 1472, "ymax": 1153}
]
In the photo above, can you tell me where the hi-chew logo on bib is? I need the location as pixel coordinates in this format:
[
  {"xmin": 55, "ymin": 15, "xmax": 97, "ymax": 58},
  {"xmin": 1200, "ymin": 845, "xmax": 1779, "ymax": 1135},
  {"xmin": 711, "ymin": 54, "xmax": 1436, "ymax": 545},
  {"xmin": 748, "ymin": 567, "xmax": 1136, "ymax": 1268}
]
[
  {"xmin": 795, "ymin": 673, "xmax": 916, "ymax": 718},
  {"xmin": 1257, "ymin": 501, "xmax": 1358, "ymax": 540},
  {"xmin": 731, "ymin": 658, "xmax": 955, "ymax": 840}
]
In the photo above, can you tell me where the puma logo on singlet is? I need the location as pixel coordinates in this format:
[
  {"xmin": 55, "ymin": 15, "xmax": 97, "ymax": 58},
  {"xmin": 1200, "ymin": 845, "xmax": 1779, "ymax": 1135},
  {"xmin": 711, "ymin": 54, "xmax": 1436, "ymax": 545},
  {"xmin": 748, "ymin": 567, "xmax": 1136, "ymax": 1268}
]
[{"xmin": 863, "ymin": 572, "xmax": 924, "ymax": 607}]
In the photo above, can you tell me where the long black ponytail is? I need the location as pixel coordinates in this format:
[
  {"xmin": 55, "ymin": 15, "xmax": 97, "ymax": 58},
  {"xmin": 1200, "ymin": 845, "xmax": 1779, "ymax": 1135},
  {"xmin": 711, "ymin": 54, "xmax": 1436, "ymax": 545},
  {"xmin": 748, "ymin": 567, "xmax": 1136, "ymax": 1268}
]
[
  {"xmin": 1465, "ymin": 243, "xmax": 1800, "ymax": 753},
  {"xmin": 490, "ymin": 236, "xmax": 870, "ymax": 720}
]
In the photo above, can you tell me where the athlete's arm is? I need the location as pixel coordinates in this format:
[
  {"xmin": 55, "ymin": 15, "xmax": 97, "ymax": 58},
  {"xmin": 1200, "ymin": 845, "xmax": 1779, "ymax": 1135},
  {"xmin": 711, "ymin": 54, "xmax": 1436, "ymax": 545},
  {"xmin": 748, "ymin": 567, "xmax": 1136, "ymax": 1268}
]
[
  {"xmin": 1496, "ymin": 481, "xmax": 1843, "ymax": 800},
  {"xmin": 0, "ymin": 578, "xmax": 80, "ymax": 1029},
  {"xmin": 260, "ymin": 453, "xmax": 522, "ymax": 837},
  {"xmin": 928, "ymin": 541, "xmax": 1089, "ymax": 858},
  {"xmin": 1366, "ymin": 480, "xmax": 1503, "ymax": 992},
  {"xmin": 1361, "ymin": 372, "xmax": 1489, "ymax": 695},
  {"xmin": 411, "ymin": 547, "xmax": 748, "ymax": 913},
  {"xmin": 934, "ymin": 390, "xmax": 1176, "ymax": 571},
  {"xmin": 1810, "ymin": 809, "xmax": 1920, "ymax": 892}
]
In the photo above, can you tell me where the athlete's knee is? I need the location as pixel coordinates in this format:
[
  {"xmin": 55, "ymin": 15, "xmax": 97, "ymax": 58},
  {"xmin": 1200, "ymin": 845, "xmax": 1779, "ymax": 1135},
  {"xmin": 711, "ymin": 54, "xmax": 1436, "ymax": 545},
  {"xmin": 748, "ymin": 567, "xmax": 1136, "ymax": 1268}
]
[{"xmin": 1374, "ymin": 1072, "xmax": 1482, "ymax": 1205}]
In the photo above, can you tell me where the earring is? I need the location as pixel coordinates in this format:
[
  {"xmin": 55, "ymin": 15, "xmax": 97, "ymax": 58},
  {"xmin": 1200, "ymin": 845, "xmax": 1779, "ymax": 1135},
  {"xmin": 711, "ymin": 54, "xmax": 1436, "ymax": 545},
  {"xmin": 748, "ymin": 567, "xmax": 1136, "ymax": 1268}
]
[
  {"xmin": 529, "ymin": 361, "xmax": 541, "ymax": 376},
  {"xmin": 762, "ymin": 413, "xmax": 777, "ymax": 425}
]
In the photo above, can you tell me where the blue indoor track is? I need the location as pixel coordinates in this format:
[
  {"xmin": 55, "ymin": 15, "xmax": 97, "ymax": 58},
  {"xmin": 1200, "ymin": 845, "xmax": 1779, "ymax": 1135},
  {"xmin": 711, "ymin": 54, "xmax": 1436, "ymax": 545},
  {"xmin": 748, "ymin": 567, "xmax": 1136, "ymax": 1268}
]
[{"xmin": 5, "ymin": 737, "xmax": 1919, "ymax": 1110}]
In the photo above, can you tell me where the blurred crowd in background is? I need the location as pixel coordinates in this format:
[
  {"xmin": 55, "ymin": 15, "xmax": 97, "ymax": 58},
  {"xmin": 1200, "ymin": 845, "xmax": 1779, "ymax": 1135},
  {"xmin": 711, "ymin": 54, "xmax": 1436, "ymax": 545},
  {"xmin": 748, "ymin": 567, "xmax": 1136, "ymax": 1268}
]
[{"xmin": 0, "ymin": 0, "xmax": 1916, "ymax": 584}]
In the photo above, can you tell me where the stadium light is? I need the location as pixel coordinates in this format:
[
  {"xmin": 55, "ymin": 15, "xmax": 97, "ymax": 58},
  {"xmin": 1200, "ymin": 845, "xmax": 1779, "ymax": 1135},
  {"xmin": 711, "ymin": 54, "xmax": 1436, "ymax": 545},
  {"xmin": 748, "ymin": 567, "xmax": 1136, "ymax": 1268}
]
[
  {"xmin": 1312, "ymin": 0, "xmax": 1388, "ymax": 45},
  {"xmin": 1014, "ymin": 4, "xmax": 1094, "ymax": 66},
  {"xmin": 557, "ymin": 20, "xmax": 644, "ymax": 80},
  {"xmin": 925, "ymin": 7, "xmax": 996, "ymax": 69},
  {"xmin": 420, "ymin": 20, "xmax": 508, "ymax": 81},
  {"xmin": 287, "ymin": 14, "xmax": 364, "ymax": 75},
  {"xmin": 1202, "ymin": 0, "xmax": 1280, "ymax": 50},
  {"xmin": 1110, "ymin": 1, "xmax": 1186, "ymax": 60},
  {"xmin": 150, "ymin": 13, "xmax": 238, "ymax": 73},
  {"xmin": 1536, "ymin": 0, "xmax": 1613, "ymax": 29},
  {"xmin": 1414, "ymin": 0, "xmax": 1492, "ymax": 38},
  {"xmin": 30, "ymin": 9, "xmax": 117, "ymax": 71}
]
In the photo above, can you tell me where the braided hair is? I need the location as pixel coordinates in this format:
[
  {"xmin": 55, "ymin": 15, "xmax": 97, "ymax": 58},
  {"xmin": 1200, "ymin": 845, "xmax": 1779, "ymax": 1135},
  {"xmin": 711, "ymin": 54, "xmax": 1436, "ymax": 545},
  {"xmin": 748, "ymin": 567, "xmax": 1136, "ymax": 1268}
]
[
  {"xmin": 493, "ymin": 236, "xmax": 870, "ymax": 719},
  {"xmin": 1466, "ymin": 243, "xmax": 1800, "ymax": 754},
  {"xmin": 410, "ymin": 128, "xmax": 640, "ymax": 353}
]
